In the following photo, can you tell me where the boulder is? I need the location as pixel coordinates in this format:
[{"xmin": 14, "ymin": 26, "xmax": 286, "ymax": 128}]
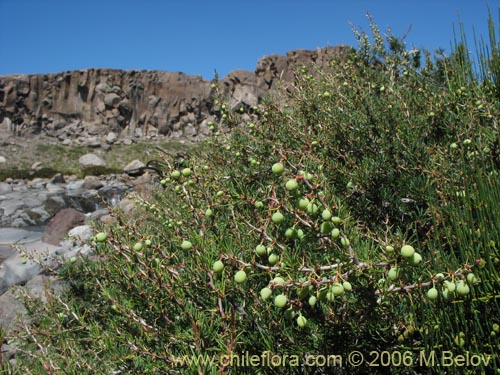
[
  {"xmin": 0, "ymin": 155, "xmax": 6, "ymax": 163},
  {"xmin": 79, "ymin": 153, "xmax": 106, "ymax": 168},
  {"xmin": 42, "ymin": 208, "xmax": 86, "ymax": 245},
  {"xmin": 123, "ymin": 159, "xmax": 145, "ymax": 173}
]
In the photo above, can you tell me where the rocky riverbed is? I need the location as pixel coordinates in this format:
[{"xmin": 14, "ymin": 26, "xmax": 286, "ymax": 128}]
[{"xmin": 0, "ymin": 170, "xmax": 156, "ymax": 365}]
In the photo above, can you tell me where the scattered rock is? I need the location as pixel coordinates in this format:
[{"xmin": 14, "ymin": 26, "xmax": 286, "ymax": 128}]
[
  {"xmin": 105, "ymin": 131, "xmax": 118, "ymax": 144},
  {"xmin": 0, "ymin": 156, "xmax": 6, "ymax": 163},
  {"xmin": 79, "ymin": 153, "xmax": 106, "ymax": 168},
  {"xmin": 82, "ymin": 175, "xmax": 104, "ymax": 190},
  {"xmin": 123, "ymin": 159, "xmax": 145, "ymax": 173},
  {"xmin": 42, "ymin": 208, "xmax": 86, "ymax": 245},
  {"xmin": 50, "ymin": 173, "xmax": 66, "ymax": 184}
]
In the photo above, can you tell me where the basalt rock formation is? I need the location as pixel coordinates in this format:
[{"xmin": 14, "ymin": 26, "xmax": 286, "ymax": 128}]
[{"xmin": 0, "ymin": 46, "xmax": 349, "ymax": 144}]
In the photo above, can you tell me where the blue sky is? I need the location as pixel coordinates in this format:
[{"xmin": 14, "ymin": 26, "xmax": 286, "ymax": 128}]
[{"xmin": 0, "ymin": 1, "xmax": 496, "ymax": 80}]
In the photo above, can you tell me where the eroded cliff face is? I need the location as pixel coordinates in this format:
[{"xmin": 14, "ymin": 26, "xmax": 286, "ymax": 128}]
[{"xmin": 0, "ymin": 46, "xmax": 349, "ymax": 144}]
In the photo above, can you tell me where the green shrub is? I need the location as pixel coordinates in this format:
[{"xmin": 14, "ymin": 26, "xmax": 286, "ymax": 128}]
[{"xmin": 6, "ymin": 13, "xmax": 499, "ymax": 375}]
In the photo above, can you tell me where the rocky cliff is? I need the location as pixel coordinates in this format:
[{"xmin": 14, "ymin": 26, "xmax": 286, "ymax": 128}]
[{"xmin": 0, "ymin": 46, "xmax": 349, "ymax": 145}]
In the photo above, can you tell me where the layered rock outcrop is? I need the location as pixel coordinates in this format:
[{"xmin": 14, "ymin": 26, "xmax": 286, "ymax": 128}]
[{"xmin": 0, "ymin": 46, "xmax": 349, "ymax": 143}]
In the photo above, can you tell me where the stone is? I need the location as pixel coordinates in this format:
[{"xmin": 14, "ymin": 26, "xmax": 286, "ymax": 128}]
[
  {"xmin": 0, "ymin": 289, "xmax": 27, "ymax": 335},
  {"xmin": 82, "ymin": 175, "xmax": 104, "ymax": 190},
  {"xmin": 79, "ymin": 153, "xmax": 106, "ymax": 168},
  {"xmin": 42, "ymin": 208, "xmax": 86, "ymax": 245},
  {"xmin": 50, "ymin": 173, "xmax": 66, "ymax": 184},
  {"xmin": 0, "ymin": 182, "xmax": 13, "ymax": 193},
  {"xmin": 0, "ymin": 155, "xmax": 6, "ymax": 163},
  {"xmin": 123, "ymin": 159, "xmax": 145, "ymax": 173},
  {"xmin": 105, "ymin": 131, "xmax": 118, "ymax": 144}
]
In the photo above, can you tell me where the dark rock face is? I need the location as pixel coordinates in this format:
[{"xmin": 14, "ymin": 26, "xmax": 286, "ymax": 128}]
[
  {"xmin": 0, "ymin": 46, "xmax": 350, "ymax": 142},
  {"xmin": 42, "ymin": 208, "xmax": 86, "ymax": 245}
]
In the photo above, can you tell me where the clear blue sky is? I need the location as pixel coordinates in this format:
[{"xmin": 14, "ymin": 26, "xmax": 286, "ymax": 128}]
[{"xmin": 0, "ymin": 1, "xmax": 497, "ymax": 80}]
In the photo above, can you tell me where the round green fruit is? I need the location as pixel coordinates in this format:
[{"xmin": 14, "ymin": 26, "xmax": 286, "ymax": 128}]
[
  {"xmin": 171, "ymin": 170, "xmax": 181, "ymax": 180},
  {"xmin": 331, "ymin": 228, "xmax": 340, "ymax": 239},
  {"xmin": 306, "ymin": 203, "xmax": 319, "ymax": 215},
  {"xmin": 181, "ymin": 240, "xmax": 193, "ymax": 250},
  {"xmin": 388, "ymin": 267, "xmax": 400, "ymax": 281},
  {"xmin": 181, "ymin": 168, "xmax": 193, "ymax": 177},
  {"xmin": 331, "ymin": 216, "xmax": 342, "ymax": 225},
  {"xmin": 234, "ymin": 270, "xmax": 247, "ymax": 283},
  {"xmin": 284, "ymin": 307, "xmax": 295, "ymax": 320},
  {"xmin": 133, "ymin": 242, "xmax": 143, "ymax": 252},
  {"xmin": 285, "ymin": 228, "xmax": 297, "ymax": 239},
  {"xmin": 297, "ymin": 315, "xmax": 308, "ymax": 328},
  {"xmin": 268, "ymin": 253, "xmax": 280, "ymax": 265},
  {"xmin": 260, "ymin": 287, "xmax": 273, "ymax": 300},
  {"xmin": 212, "ymin": 260, "xmax": 224, "ymax": 273},
  {"xmin": 255, "ymin": 244, "xmax": 267, "ymax": 256},
  {"xmin": 205, "ymin": 208, "xmax": 213, "ymax": 217},
  {"xmin": 320, "ymin": 221, "xmax": 334, "ymax": 234},
  {"xmin": 435, "ymin": 273, "xmax": 445, "ymax": 281},
  {"xmin": 444, "ymin": 281, "xmax": 456, "ymax": 293},
  {"xmin": 254, "ymin": 200, "xmax": 264, "ymax": 209},
  {"xmin": 427, "ymin": 287, "xmax": 439, "ymax": 301},
  {"xmin": 342, "ymin": 281, "xmax": 352, "ymax": 292},
  {"xmin": 331, "ymin": 283, "xmax": 345, "ymax": 296},
  {"xmin": 408, "ymin": 252, "xmax": 422, "ymax": 266},
  {"xmin": 95, "ymin": 232, "xmax": 107, "ymax": 243},
  {"xmin": 341, "ymin": 237, "xmax": 350, "ymax": 247},
  {"xmin": 271, "ymin": 212, "xmax": 285, "ymax": 224},
  {"xmin": 297, "ymin": 198, "xmax": 310, "ymax": 210},
  {"xmin": 466, "ymin": 273, "xmax": 478, "ymax": 285},
  {"xmin": 285, "ymin": 179, "xmax": 299, "ymax": 191},
  {"xmin": 144, "ymin": 239, "xmax": 152, "ymax": 246},
  {"xmin": 456, "ymin": 280, "xmax": 470, "ymax": 296},
  {"xmin": 321, "ymin": 209, "xmax": 332, "ymax": 221},
  {"xmin": 308, "ymin": 295, "xmax": 317, "ymax": 307},
  {"xmin": 69, "ymin": 256, "xmax": 77, "ymax": 264},
  {"xmin": 400, "ymin": 245, "xmax": 415, "ymax": 258},
  {"xmin": 274, "ymin": 294, "xmax": 288, "ymax": 308},
  {"xmin": 271, "ymin": 276, "xmax": 285, "ymax": 285},
  {"xmin": 271, "ymin": 162, "xmax": 285, "ymax": 175},
  {"xmin": 385, "ymin": 245, "xmax": 394, "ymax": 253}
]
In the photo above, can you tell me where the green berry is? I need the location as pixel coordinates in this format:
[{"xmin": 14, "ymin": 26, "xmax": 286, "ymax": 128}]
[
  {"xmin": 400, "ymin": 245, "xmax": 415, "ymax": 258},
  {"xmin": 331, "ymin": 283, "xmax": 345, "ymax": 296},
  {"xmin": 388, "ymin": 267, "xmax": 400, "ymax": 281},
  {"xmin": 331, "ymin": 216, "xmax": 341, "ymax": 225},
  {"xmin": 385, "ymin": 245, "xmax": 394, "ymax": 253},
  {"xmin": 427, "ymin": 287, "xmax": 439, "ymax": 301},
  {"xmin": 340, "ymin": 237, "xmax": 350, "ymax": 247},
  {"xmin": 271, "ymin": 162, "xmax": 285, "ymax": 175},
  {"xmin": 306, "ymin": 203, "xmax": 319, "ymax": 215},
  {"xmin": 254, "ymin": 200, "xmax": 264, "ymax": 209},
  {"xmin": 133, "ymin": 242, "xmax": 143, "ymax": 251},
  {"xmin": 271, "ymin": 212, "xmax": 285, "ymax": 224},
  {"xmin": 320, "ymin": 221, "xmax": 334, "ymax": 234},
  {"xmin": 144, "ymin": 239, "xmax": 152, "ymax": 246},
  {"xmin": 331, "ymin": 228, "xmax": 340, "ymax": 239},
  {"xmin": 95, "ymin": 232, "xmax": 107, "ymax": 243},
  {"xmin": 297, "ymin": 315, "xmax": 308, "ymax": 328},
  {"xmin": 435, "ymin": 273, "xmax": 445, "ymax": 281},
  {"xmin": 234, "ymin": 270, "xmax": 247, "ymax": 283},
  {"xmin": 212, "ymin": 260, "xmax": 224, "ymax": 273},
  {"xmin": 297, "ymin": 198, "xmax": 310, "ymax": 210},
  {"xmin": 171, "ymin": 170, "xmax": 181, "ymax": 180},
  {"xmin": 274, "ymin": 294, "xmax": 288, "ymax": 308},
  {"xmin": 308, "ymin": 295, "xmax": 317, "ymax": 307},
  {"xmin": 271, "ymin": 276, "xmax": 285, "ymax": 286},
  {"xmin": 255, "ymin": 244, "xmax": 267, "ymax": 256},
  {"xmin": 444, "ymin": 281, "xmax": 456, "ymax": 293},
  {"xmin": 69, "ymin": 256, "xmax": 77, "ymax": 264},
  {"xmin": 321, "ymin": 209, "xmax": 332, "ymax": 221},
  {"xmin": 456, "ymin": 280, "xmax": 470, "ymax": 296},
  {"xmin": 342, "ymin": 281, "xmax": 352, "ymax": 292},
  {"xmin": 260, "ymin": 287, "xmax": 273, "ymax": 300},
  {"xmin": 466, "ymin": 273, "xmax": 478, "ymax": 285},
  {"xmin": 268, "ymin": 253, "xmax": 280, "ymax": 265},
  {"xmin": 181, "ymin": 240, "xmax": 193, "ymax": 250},
  {"xmin": 408, "ymin": 252, "xmax": 422, "ymax": 266},
  {"xmin": 285, "ymin": 179, "xmax": 299, "ymax": 191},
  {"xmin": 205, "ymin": 208, "xmax": 213, "ymax": 217}
]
